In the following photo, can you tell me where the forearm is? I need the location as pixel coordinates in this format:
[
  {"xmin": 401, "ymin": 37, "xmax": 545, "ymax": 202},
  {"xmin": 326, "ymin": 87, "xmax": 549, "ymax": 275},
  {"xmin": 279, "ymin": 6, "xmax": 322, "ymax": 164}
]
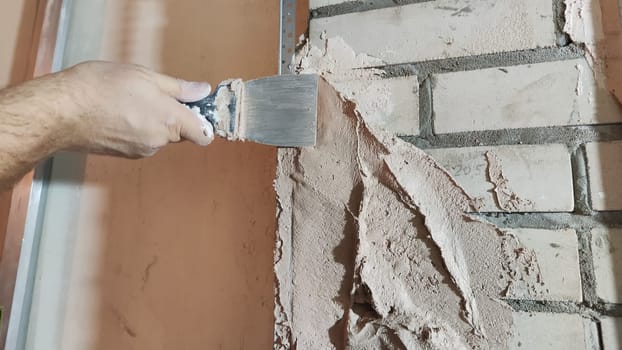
[
  {"xmin": 0, "ymin": 61, "xmax": 213, "ymax": 190},
  {"xmin": 0, "ymin": 72, "xmax": 77, "ymax": 190}
]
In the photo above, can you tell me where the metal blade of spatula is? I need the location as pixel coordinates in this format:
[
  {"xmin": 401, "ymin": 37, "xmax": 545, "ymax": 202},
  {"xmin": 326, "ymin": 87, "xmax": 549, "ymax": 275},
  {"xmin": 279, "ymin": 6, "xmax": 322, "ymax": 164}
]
[{"xmin": 184, "ymin": 74, "xmax": 319, "ymax": 147}]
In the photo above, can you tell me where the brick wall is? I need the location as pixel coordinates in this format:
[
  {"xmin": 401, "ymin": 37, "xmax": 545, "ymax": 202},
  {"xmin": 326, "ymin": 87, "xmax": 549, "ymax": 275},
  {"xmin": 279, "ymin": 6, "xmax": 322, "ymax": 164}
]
[{"xmin": 308, "ymin": 0, "xmax": 622, "ymax": 348}]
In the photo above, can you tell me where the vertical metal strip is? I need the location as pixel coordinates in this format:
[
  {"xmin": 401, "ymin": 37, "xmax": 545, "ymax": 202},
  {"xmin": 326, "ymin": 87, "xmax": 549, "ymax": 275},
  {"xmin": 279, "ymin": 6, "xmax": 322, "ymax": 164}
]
[
  {"xmin": 4, "ymin": 161, "xmax": 52, "ymax": 350},
  {"xmin": 50, "ymin": 0, "xmax": 72, "ymax": 73},
  {"xmin": 279, "ymin": 0, "xmax": 297, "ymax": 74},
  {"xmin": 4, "ymin": 0, "xmax": 71, "ymax": 348}
]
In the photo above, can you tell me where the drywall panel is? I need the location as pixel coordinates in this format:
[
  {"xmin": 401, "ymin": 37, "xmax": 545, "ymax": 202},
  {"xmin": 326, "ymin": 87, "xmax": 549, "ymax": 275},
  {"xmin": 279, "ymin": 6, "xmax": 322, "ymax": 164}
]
[
  {"xmin": 0, "ymin": 2, "xmax": 38, "ymax": 346},
  {"xmin": 0, "ymin": 191, "xmax": 11, "ymax": 255},
  {"xmin": 0, "ymin": 0, "xmax": 35, "ymax": 267},
  {"xmin": 25, "ymin": 0, "xmax": 278, "ymax": 349},
  {"xmin": 0, "ymin": 0, "xmax": 37, "ymax": 88}
]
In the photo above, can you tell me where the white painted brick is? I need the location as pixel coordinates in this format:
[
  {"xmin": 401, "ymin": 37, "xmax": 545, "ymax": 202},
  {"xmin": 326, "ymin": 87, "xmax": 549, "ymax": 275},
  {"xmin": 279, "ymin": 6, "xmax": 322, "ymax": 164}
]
[
  {"xmin": 600, "ymin": 317, "xmax": 622, "ymax": 350},
  {"xmin": 310, "ymin": 0, "xmax": 352, "ymax": 8},
  {"xmin": 434, "ymin": 58, "xmax": 622, "ymax": 133},
  {"xmin": 591, "ymin": 227, "xmax": 622, "ymax": 303},
  {"xmin": 425, "ymin": 144, "xmax": 574, "ymax": 212},
  {"xmin": 508, "ymin": 229, "xmax": 582, "ymax": 302},
  {"xmin": 335, "ymin": 76, "xmax": 419, "ymax": 135},
  {"xmin": 310, "ymin": 0, "xmax": 556, "ymax": 66},
  {"xmin": 564, "ymin": 0, "xmax": 605, "ymax": 47},
  {"xmin": 510, "ymin": 313, "xmax": 588, "ymax": 350},
  {"xmin": 585, "ymin": 142, "xmax": 622, "ymax": 211}
]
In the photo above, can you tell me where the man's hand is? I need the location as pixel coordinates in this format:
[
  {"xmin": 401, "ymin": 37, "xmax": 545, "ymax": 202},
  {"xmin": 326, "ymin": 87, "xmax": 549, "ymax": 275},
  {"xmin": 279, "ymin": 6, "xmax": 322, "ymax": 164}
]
[
  {"xmin": 63, "ymin": 61, "xmax": 214, "ymax": 157},
  {"xmin": 0, "ymin": 61, "xmax": 215, "ymax": 189}
]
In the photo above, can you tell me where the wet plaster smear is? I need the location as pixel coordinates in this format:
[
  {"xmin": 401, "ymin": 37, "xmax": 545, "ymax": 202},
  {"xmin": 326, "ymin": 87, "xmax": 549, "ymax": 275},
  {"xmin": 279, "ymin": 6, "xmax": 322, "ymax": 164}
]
[{"xmin": 273, "ymin": 38, "xmax": 544, "ymax": 349}]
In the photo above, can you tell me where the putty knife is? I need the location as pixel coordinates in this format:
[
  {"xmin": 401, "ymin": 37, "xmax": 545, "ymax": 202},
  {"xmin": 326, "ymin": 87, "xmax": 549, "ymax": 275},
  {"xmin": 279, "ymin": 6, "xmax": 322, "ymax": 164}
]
[{"xmin": 184, "ymin": 74, "xmax": 319, "ymax": 147}]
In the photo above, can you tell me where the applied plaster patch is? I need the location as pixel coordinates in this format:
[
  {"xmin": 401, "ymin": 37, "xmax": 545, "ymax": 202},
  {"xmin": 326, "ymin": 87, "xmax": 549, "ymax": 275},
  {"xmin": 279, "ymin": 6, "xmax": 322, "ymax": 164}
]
[{"xmin": 273, "ymin": 37, "xmax": 545, "ymax": 349}]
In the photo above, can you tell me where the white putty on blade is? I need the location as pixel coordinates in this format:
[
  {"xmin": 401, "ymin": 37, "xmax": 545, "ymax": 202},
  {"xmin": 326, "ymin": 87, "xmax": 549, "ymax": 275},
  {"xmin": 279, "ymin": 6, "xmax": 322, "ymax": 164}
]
[
  {"xmin": 211, "ymin": 79, "xmax": 245, "ymax": 140},
  {"xmin": 189, "ymin": 106, "xmax": 215, "ymax": 139}
]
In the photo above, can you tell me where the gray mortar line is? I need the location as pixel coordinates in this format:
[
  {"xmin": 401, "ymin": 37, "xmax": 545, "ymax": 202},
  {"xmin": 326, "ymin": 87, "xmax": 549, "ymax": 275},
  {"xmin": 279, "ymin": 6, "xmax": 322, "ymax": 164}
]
[
  {"xmin": 418, "ymin": 77, "xmax": 433, "ymax": 139},
  {"xmin": 504, "ymin": 299, "xmax": 597, "ymax": 316},
  {"xmin": 400, "ymin": 124, "xmax": 622, "ymax": 149},
  {"xmin": 477, "ymin": 212, "xmax": 622, "ymax": 230},
  {"xmin": 599, "ymin": 303, "xmax": 622, "ymax": 317},
  {"xmin": 478, "ymin": 212, "xmax": 578, "ymax": 230},
  {"xmin": 507, "ymin": 298, "xmax": 622, "ymax": 318},
  {"xmin": 310, "ymin": 0, "xmax": 432, "ymax": 18},
  {"xmin": 577, "ymin": 228, "xmax": 599, "ymax": 306},
  {"xmin": 377, "ymin": 45, "xmax": 584, "ymax": 80},
  {"xmin": 571, "ymin": 145, "xmax": 592, "ymax": 215}
]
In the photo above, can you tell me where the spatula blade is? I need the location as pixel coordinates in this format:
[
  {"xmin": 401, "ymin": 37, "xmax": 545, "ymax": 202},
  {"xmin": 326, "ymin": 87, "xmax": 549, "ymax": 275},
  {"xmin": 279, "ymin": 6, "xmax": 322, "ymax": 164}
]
[{"xmin": 241, "ymin": 74, "xmax": 318, "ymax": 147}]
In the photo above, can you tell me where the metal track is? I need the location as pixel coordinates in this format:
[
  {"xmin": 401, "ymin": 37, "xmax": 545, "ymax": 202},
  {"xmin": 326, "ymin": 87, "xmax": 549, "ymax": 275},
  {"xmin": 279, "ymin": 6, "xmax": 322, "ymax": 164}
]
[
  {"xmin": 4, "ymin": 0, "xmax": 69, "ymax": 348},
  {"xmin": 279, "ymin": 0, "xmax": 297, "ymax": 74}
]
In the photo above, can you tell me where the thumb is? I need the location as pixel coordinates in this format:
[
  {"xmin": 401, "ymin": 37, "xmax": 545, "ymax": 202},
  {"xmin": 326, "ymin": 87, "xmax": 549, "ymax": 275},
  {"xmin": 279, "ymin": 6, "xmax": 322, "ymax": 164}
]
[
  {"xmin": 139, "ymin": 68, "xmax": 212, "ymax": 102},
  {"xmin": 175, "ymin": 103, "xmax": 215, "ymax": 146},
  {"xmin": 177, "ymin": 80, "xmax": 212, "ymax": 102}
]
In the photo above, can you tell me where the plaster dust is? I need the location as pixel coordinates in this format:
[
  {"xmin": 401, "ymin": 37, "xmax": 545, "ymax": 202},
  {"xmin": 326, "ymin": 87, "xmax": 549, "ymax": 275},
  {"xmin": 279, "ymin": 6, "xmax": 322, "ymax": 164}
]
[
  {"xmin": 274, "ymin": 38, "xmax": 544, "ymax": 349},
  {"xmin": 485, "ymin": 151, "xmax": 534, "ymax": 212}
]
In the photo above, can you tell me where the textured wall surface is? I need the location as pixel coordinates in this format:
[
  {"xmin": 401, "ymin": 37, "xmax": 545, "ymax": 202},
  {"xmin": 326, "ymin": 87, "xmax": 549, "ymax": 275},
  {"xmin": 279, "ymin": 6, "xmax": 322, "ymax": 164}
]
[{"xmin": 273, "ymin": 0, "xmax": 622, "ymax": 348}]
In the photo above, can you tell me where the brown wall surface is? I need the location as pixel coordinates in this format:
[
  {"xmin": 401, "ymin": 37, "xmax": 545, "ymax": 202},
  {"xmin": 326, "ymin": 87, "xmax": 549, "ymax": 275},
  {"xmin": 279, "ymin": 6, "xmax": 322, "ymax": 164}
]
[
  {"xmin": 0, "ymin": 0, "xmax": 37, "ymax": 88},
  {"xmin": 57, "ymin": 0, "xmax": 278, "ymax": 348},
  {"xmin": 0, "ymin": 0, "xmax": 37, "ymax": 287}
]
